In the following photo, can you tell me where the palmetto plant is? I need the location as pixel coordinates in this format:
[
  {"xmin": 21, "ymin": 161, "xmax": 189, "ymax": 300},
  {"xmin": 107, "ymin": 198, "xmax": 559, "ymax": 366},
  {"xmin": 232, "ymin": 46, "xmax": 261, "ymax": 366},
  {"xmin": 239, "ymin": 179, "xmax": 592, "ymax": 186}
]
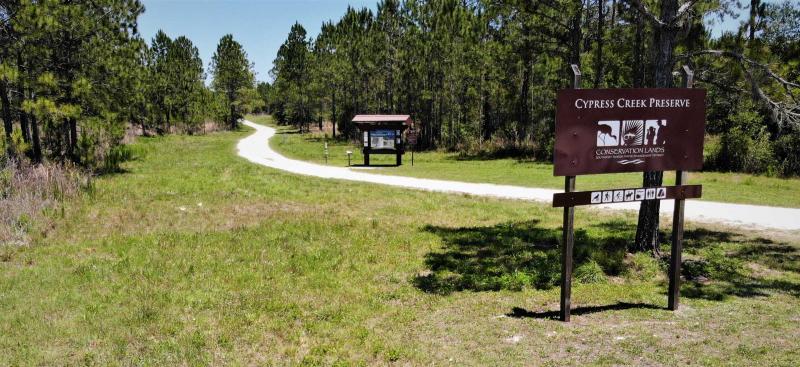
[{"xmin": 622, "ymin": 120, "xmax": 644, "ymax": 146}]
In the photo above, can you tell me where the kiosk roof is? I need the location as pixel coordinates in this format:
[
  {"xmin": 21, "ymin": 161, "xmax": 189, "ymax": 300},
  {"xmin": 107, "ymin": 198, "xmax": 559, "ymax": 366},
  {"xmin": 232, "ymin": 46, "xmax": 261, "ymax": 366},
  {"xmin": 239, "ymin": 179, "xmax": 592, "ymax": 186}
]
[{"xmin": 352, "ymin": 115, "xmax": 413, "ymax": 125}]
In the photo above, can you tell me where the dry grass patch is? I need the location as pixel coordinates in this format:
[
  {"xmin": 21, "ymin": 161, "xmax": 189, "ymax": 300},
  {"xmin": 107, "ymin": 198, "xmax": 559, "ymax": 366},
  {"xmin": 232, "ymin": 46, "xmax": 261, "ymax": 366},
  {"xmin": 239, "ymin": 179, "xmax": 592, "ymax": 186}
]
[{"xmin": 0, "ymin": 157, "xmax": 88, "ymax": 245}]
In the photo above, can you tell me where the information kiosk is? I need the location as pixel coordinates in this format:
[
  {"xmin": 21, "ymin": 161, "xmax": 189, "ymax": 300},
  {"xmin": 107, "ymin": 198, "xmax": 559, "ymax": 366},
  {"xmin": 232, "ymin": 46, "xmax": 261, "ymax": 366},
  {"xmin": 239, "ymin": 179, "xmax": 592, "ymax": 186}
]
[{"xmin": 352, "ymin": 115, "xmax": 413, "ymax": 166}]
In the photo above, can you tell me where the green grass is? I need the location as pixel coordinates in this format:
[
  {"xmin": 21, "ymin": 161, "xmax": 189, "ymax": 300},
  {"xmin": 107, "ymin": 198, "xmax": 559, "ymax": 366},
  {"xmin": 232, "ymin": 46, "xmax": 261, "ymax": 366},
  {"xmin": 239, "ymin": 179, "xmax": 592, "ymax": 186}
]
[
  {"xmin": 251, "ymin": 114, "xmax": 800, "ymax": 208},
  {"xmin": 1, "ymin": 121, "xmax": 799, "ymax": 365}
]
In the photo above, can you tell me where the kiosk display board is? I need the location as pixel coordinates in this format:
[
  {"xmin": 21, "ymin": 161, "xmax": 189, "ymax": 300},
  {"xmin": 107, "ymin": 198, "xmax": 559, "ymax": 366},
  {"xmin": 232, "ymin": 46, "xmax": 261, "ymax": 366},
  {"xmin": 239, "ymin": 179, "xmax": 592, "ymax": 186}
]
[
  {"xmin": 370, "ymin": 129, "xmax": 397, "ymax": 150},
  {"xmin": 554, "ymin": 88, "xmax": 706, "ymax": 176}
]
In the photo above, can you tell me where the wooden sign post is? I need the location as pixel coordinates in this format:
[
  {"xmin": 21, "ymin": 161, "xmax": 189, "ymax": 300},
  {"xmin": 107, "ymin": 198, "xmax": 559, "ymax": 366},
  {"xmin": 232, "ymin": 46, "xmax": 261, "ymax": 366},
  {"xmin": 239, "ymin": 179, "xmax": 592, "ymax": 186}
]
[
  {"xmin": 554, "ymin": 65, "xmax": 704, "ymax": 322},
  {"xmin": 407, "ymin": 129, "xmax": 417, "ymax": 166},
  {"xmin": 669, "ymin": 65, "xmax": 694, "ymax": 311},
  {"xmin": 560, "ymin": 65, "xmax": 581, "ymax": 322}
]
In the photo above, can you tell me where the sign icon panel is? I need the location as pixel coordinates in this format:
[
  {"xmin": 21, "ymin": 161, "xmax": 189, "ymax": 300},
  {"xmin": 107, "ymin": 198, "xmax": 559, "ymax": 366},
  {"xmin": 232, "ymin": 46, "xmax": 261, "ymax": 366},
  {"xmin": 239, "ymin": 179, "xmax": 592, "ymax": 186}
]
[
  {"xmin": 613, "ymin": 190, "xmax": 624, "ymax": 202},
  {"xmin": 591, "ymin": 192, "xmax": 602, "ymax": 204},
  {"xmin": 634, "ymin": 189, "xmax": 645, "ymax": 201},
  {"xmin": 645, "ymin": 188, "xmax": 657, "ymax": 200},
  {"xmin": 624, "ymin": 190, "xmax": 635, "ymax": 201},
  {"xmin": 656, "ymin": 187, "xmax": 667, "ymax": 199},
  {"xmin": 602, "ymin": 191, "xmax": 613, "ymax": 203}
]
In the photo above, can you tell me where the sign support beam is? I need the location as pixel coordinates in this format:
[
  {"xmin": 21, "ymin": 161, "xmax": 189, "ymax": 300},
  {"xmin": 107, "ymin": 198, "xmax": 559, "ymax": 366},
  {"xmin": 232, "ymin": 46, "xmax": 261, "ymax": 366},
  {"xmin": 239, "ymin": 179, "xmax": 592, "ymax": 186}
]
[
  {"xmin": 669, "ymin": 66, "xmax": 693, "ymax": 310},
  {"xmin": 560, "ymin": 64, "xmax": 581, "ymax": 322}
]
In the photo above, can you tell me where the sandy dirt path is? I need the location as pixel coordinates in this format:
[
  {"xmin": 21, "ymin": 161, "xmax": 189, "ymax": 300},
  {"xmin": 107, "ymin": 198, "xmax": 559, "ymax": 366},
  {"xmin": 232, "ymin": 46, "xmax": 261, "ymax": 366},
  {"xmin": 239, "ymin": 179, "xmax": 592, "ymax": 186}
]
[{"xmin": 238, "ymin": 120, "xmax": 800, "ymax": 231}]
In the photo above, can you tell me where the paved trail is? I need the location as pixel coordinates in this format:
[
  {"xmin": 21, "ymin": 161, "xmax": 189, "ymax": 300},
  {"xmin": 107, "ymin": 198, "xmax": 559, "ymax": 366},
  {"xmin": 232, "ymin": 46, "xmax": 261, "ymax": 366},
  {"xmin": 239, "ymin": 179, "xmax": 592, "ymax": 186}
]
[{"xmin": 238, "ymin": 120, "xmax": 800, "ymax": 231}]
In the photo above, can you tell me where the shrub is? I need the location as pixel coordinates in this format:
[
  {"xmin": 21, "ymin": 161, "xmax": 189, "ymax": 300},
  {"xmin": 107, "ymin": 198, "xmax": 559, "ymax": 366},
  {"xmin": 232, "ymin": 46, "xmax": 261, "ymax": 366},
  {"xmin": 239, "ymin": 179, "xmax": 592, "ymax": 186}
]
[
  {"xmin": 710, "ymin": 127, "xmax": 776, "ymax": 174},
  {"xmin": 574, "ymin": 260, "xmax": 606, "ymax": 284},
  {"xmin": 773, "ymin": 133, "xmax": 800, "ymax": 177},
  {"xmin": 625, "ymin": 252, "xmax": 664, "ymax": 281},
  {"xmin": 102, "ymin": 145, "xmax": 133, "ymax": 173}
]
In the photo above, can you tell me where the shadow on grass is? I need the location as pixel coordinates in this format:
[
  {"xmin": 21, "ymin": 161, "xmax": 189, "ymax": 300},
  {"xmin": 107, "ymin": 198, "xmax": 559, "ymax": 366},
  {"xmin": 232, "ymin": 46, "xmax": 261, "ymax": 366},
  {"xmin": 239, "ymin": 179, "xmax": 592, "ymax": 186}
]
[
  {"xmin": 350, "ymin": 164, "xmax": 399, "ymax": 168},
  {"xmin": 681, "ymin": 227, "xmax": 800, "ymax": 300},
  {"xmin": 507, "ymin": 302, "xmax": 665, "ymax": 320},
  {"xmin": 442, "ymin": 146, "xmax": 545, "ymax": 162},
  {"xmin": 413, "ymin": 219, "xmax": 800, "ymax": 303},
  {"xmin": 413, "ymin": 220, "xmax": 631, "ymax": 294}
]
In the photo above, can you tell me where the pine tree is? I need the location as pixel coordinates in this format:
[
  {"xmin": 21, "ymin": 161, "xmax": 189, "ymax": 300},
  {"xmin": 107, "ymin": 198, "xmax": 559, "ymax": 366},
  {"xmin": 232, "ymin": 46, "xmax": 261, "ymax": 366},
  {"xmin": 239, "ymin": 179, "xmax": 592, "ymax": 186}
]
[{"xmin": 211, "ymin": 34, "xmax": 255, "ymax": 130}]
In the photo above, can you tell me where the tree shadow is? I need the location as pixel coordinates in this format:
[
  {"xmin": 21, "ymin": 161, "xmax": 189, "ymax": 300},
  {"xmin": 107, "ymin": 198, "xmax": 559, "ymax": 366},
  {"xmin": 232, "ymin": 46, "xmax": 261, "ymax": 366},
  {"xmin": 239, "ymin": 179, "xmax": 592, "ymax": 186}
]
[
  {"xmin": 413, "ymin": 220, "xmax": 631, "ymax": 294},
  {"xmin": 680, "ymin": 228, "xmax": 800, "ymax": 300},
  {"xmin": 350, "ymin": 164, "xmax": 399, "ymax": 168},
  {"xmin": 275, "ymin": 129, "xmax": 302, "ymax": 135},
  {"xmin": 507, "ymin": 302, "xmax": 665, "ymax": 320},
  {"xmin": 413, "ymin": 219, "xmax": 800, "ymax": 304}
]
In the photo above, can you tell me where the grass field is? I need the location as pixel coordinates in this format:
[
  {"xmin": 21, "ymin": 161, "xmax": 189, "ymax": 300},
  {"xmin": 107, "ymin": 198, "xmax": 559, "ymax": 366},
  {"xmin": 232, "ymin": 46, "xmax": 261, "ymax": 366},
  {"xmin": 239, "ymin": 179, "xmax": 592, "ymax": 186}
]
[
  {"xmin": 1, "ymin": 122, "xmax": 799, "ymax": 365},
  {"xmin": 252, "ymin": 114, "xmax": 800, "ymax": 209}
]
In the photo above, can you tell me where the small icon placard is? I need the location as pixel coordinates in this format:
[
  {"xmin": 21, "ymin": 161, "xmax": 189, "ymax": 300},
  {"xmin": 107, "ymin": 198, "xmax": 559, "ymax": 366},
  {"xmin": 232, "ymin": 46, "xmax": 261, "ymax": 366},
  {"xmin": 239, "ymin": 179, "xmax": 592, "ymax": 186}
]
[
  {"xmin": 552, "ymin": 184, "xmax": 702, "ymax": 208},
  {"xmin": 624, "ymin": 190, "xmax": 635, "ymax": 201}
]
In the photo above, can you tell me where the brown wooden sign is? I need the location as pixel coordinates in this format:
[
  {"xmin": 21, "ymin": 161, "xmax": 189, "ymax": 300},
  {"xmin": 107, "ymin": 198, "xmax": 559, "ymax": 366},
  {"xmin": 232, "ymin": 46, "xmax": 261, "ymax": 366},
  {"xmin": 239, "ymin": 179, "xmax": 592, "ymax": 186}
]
[
  {"xmin": 407, "ymin": 130, "xmax": 417, "ymax": 145},
  {"xmin": 552, "ymin": 184, "xmax": 702, "ymax": 207},
  {"xmin": 551, "ymin": 65, "xmax": 702, "ymax": 323},
  {"xmin": 554, "ymin": 88, "xmax": 706, "ymax": 176}
]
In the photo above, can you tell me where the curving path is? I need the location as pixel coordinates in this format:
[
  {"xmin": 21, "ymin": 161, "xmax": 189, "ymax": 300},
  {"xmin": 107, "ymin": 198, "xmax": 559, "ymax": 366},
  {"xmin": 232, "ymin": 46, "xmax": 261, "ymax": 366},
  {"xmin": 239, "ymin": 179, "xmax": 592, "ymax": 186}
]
[{"xmin": 237, "ymin": 120, "xmax": 800, "ymax": 231}]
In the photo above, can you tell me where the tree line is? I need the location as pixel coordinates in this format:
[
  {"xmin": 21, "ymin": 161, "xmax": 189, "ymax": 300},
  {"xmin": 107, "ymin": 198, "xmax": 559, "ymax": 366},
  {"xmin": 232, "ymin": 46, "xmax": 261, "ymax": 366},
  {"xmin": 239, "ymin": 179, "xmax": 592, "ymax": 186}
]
[
  {"xmin": 267, "ymin": 0, "xmax": 799, "ymax": 175},
  {"xmin": 0, "ymin": 0, "xmax": 259, "ymax": 171}
]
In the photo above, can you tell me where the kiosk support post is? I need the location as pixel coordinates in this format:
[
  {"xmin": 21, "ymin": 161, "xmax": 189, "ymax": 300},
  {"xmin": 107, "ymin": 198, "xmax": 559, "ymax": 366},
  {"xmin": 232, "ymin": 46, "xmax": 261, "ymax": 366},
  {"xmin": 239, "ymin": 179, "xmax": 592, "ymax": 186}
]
[
  {"xmin": 364, "ymin": 131, "xmax": 370, "ymax": 166},
  {"xmin": 669, "ymin": 66, "xmax": 693, "ymax": 311},
  {"xmin": 560, "ymin": 64, "xmax": 581, "ymax": 322}
]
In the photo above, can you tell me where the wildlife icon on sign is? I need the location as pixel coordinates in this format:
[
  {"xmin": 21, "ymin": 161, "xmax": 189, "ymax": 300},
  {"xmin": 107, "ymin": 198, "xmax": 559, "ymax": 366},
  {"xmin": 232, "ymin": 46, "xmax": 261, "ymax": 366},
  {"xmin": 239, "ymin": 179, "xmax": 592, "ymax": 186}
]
[
  {"xmin": 591, "ymin": 192, "xmax": 602, "ymax": 204},
  {"xmin": 596, "ymin": 121, "xmax": 619, "ymax": 147},
  {"xmin": 621, "ymin": 120, "xmax": 644, "ymax": 146},
  {"xmin": 624, "ymin": 190, "xmax": 635, "ymax": 201}
]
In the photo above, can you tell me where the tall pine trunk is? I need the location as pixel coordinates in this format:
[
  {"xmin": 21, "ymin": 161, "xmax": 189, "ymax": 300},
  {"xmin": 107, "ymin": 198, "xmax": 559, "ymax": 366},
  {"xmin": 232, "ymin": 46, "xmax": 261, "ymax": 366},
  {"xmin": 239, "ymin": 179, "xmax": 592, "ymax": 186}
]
[
  {"xmin": 569, "ymin": 0, "xmax": 583, "ymax": 67},
  {"xmin": 0, "ymin": 46, "xmax": 12, "ymax": 145},
  {"xmin": 229, "ymin": 103, "xmax": 237, "ymax": 129},
  {"xmin": 26, "ymin": 59, "xmax": 42, "ymax": 162},
  {"xmin": 635, "ymin": 0, "xmax": 679, "ymax": 252},
  {"xmin": 0, "ymin": 80, "xmax": 12, "ymax": 144},
  {"xmin": 594, "ymin": 0, "xmax": 605, "ymax": 88},
  {"xmin": 331, "ymin": 89, "xmax": 336, "ymax": 138},
  {"xmin": 30, "ymin": 114, "xmax": 42, "ymax": 163},
  {"xmin": 748, "ymin": 0, "xmax": 758, "ymax": 43},
  {"xmin": 633, "ymin": 10, "xmax": 644, "ymax": 88},
  {"xmin": 17, "ymin": 52, "xmax": 31, "ymax": 144},
  {"xmin": 68, "ymin": 117, "xmax": 79, "ymax": 163}
]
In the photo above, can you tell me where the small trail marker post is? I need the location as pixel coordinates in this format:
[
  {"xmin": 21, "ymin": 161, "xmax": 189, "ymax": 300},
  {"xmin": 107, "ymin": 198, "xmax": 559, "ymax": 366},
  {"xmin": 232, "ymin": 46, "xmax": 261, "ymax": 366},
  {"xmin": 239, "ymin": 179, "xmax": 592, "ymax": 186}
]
[
  {"xmin": 553, "ymin": 64, "xmax": 705, "ymax": 322},
  {"xmin": 407, "ymin": 128, "xmax": 417, "ymax": 166},
  {"xmin": 324, "ymin": 142, "xmax": 329, "ymax": 165},
  {"xmin": 346, "ymin": 150, "xmax": 353, "ymax": 166}
]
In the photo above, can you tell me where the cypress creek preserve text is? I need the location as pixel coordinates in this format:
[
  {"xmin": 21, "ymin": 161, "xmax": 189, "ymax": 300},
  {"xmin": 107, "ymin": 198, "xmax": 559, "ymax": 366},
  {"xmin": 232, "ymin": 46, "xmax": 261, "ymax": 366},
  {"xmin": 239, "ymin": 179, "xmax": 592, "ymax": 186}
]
[{"xmin": 575, "ymin": 98, "xmax": 691, "ymax": 109}]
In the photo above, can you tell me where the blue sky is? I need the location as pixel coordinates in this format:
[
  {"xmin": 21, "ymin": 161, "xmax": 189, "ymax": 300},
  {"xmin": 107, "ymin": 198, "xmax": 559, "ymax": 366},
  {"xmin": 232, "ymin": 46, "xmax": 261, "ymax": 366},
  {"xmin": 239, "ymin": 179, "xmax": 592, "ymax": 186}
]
[
  {"xmin": 139, "ymin": 0, "xmax": 376, "ymax": 83},
  {"xmin": 138, "ymin": 0, "xmax": 757, "ymax": 83}
]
